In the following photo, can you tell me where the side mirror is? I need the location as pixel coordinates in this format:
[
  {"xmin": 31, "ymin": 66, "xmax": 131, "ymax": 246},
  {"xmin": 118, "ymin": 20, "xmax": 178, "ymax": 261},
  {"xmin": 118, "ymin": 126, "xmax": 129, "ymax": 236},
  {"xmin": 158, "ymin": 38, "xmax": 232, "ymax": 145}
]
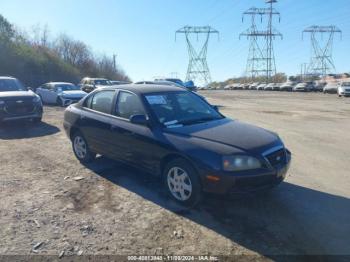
[
  {"xmin": 28, "ymin": 87, "xmax": 33, "ymax": 91},
  {"xmin": 130, "ymin": 114, "xmax": 149, "ymax": 126},
  {"xmin": 212, "ymin": 105, "xmax": 219, "ymax": 111}
]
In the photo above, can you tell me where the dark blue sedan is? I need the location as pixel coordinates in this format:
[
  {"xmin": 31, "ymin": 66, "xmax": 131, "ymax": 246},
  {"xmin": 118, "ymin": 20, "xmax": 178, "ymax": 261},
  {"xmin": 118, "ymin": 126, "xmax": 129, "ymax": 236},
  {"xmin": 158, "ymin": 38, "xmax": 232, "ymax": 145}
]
[{"xmin": 63, "ymin": 84, "xmax": 291, "ymax": 206}]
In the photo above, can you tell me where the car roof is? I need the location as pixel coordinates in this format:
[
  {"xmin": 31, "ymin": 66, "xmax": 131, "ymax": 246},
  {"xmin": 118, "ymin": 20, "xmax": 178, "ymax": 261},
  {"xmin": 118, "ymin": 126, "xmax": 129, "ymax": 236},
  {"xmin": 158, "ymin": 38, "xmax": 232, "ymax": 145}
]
[
  {"xmin": 47, "ymin": 82, "xmax": 75, "ymax": 85},
  {"xmin": 99, "ymin": 84, "xmax": 187, "ymax": 94},
  {"xmin": 82, "ymin": 78, "xmax": 108, "ymax": 81},
  {"xmin": 0, "ymin": 76, "xmax": 16, "ymax": 80}
]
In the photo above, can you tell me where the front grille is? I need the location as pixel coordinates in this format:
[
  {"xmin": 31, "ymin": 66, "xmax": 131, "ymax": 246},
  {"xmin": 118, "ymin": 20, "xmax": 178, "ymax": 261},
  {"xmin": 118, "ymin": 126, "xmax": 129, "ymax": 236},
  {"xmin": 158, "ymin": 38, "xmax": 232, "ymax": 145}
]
[
  {"xmin": 5, "ymin": 101, "xmax": 35, "ymax": 115},
  {"xmin": 265, "ymin": 149, "xmax": 287, "ymax": 168},
  {"xmin": 230, "ymin": 175, "xmax": 283, "ymax": 193}
]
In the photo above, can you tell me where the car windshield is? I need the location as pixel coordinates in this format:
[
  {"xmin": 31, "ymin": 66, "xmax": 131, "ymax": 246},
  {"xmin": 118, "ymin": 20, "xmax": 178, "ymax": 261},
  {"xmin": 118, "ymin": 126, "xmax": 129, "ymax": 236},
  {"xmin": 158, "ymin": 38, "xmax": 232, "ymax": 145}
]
[
  {"xmin": 94, "ymin": 79, "xmax": 111, "ymax": 85},
  {"xmin": 145, "ymin": 91, "xmax": 223, "ymax": 127},
  {"xmin": 342, "ymin": 82, "xmax": 350, "ymax": 86},
  {"xmin": 56, "ymin": 84, "xmax": 79, "ymax": 91},
  {"xmin": 0, "ymin": 79, "xmax": 27, "ymax": 92}
]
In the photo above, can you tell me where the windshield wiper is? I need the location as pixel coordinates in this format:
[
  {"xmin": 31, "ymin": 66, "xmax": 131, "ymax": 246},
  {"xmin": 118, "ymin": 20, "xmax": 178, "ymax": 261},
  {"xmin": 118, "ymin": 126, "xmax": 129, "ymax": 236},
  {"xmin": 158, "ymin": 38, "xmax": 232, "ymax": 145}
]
[{"xmin": 177, "ymin": 117, "xmax": 222, "ymax": 126}]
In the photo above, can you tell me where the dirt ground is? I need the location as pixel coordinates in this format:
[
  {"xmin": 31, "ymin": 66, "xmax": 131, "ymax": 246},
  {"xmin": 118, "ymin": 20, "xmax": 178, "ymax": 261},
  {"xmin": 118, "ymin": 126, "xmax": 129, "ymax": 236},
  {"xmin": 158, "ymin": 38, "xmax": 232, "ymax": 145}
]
[{"xmin": 0, "ymin": 91, "xmax": 349, "ymax": 259}]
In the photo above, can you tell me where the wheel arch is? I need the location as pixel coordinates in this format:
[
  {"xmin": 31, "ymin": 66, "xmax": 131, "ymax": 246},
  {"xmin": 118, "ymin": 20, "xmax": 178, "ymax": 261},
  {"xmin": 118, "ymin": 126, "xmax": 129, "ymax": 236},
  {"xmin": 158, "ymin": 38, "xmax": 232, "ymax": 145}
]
[
  {"xmin": 159, "ymin": 153, "xmax": 201, "ymax": 181},
  {"xmin": 69, "ymin": 126, "xmax": 80, "ymax": 141}
]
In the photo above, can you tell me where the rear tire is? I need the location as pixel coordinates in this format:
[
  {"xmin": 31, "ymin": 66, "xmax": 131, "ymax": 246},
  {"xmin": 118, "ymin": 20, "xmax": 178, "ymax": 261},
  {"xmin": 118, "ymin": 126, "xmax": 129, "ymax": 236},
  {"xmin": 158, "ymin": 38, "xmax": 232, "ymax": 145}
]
[
  {"xmin": 163, "ymin": 158, "xmax": 201, "ymax": 207},
  {"xmin": 72, "ymin": 131, "xmax": 96, "ymax": 163}
]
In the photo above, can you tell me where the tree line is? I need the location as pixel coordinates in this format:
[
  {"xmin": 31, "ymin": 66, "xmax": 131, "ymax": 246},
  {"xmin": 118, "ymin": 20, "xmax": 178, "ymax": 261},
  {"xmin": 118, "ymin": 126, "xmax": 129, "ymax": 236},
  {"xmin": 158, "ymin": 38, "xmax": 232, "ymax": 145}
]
[{"xmin": 0, "ymin": 14, "xmax": 130, "ymax": 88}]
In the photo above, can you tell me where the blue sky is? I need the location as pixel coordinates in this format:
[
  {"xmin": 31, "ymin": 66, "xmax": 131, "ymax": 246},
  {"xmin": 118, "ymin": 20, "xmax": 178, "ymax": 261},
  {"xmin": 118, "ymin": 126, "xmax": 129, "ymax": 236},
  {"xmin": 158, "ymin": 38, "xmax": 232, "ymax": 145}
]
[{"xmin": 1, "ymin": 0, "xmax": 349, "ymax": 82}]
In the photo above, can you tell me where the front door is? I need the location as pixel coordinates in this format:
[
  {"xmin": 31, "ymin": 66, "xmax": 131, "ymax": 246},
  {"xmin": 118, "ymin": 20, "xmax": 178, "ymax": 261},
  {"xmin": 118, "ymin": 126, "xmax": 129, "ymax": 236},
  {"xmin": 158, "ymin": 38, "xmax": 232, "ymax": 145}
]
[{"xmin": 110, "ymin": 91, "xmax": 162, "ymax": 174}]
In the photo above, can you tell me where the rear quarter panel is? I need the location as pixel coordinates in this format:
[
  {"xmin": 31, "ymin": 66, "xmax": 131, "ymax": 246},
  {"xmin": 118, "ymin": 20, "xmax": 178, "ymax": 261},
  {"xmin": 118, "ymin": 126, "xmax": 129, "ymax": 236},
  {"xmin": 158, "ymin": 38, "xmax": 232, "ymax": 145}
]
[{"xmin": 63, "ymin": 105, "xmax": 81, "ymax": 138}]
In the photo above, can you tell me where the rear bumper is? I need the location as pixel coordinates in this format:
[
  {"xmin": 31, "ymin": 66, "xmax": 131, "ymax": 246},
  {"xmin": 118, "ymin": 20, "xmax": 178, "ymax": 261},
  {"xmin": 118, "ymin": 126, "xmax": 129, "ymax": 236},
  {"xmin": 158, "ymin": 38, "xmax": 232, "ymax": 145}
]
[{"xmin": 199, "ymin": 151, "xmax": 291, "ymax": 194}]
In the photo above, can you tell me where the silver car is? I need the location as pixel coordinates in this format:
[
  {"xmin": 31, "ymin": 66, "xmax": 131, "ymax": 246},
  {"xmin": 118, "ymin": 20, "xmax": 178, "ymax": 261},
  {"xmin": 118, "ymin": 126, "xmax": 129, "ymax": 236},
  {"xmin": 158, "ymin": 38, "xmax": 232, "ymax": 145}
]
[
  {"xmin": 257, "ymin": 83, "xmax": 267, "ymax": 90},
  {"xmin": 323, "ymin": 82, "xmax": 339, "ymax": 94},
  {"xmin": 280, "ymin": 82, "xmax": 295, "ymax": 92},
  {"xmin": 264, "ymin": 83, "xmax": 275, "ymax": 91},
  {"xmin": 293, "ymin": 83, "xmax": 312, "ymax": 92}
]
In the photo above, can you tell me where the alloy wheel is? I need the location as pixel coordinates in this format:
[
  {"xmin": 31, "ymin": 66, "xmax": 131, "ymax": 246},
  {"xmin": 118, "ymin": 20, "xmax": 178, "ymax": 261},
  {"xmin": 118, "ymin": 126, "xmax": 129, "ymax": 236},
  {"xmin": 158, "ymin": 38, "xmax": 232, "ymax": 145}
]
[
  {"xmin": 167, "ymin": 167, "xmax": 193, "ymax": 201},
  {"xmin": 73, "ymin": 136, "xmax": 87, "ymax": 159}
]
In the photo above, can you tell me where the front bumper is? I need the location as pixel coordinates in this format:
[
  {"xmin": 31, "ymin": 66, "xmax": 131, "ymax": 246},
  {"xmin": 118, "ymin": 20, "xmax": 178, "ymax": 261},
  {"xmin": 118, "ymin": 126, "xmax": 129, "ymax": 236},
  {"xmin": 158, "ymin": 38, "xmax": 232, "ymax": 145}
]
[
  {"xmin": 0, "ymin": 105, "xmax": 43, "ymax": 122},
  {"xmin": 339, "ymin": 91, "xmax": 350, "ymax": 96},
  {"xmin": 200, "ymin": 150, "xmax": 291, "ymax": 194}
]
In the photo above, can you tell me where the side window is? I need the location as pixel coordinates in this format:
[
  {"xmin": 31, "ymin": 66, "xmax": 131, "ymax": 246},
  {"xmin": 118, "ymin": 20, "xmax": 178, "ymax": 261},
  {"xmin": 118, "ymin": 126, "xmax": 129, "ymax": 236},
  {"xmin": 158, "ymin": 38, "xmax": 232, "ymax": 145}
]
[
  {"xmin": 87, "ymin": 91, "xmax": 115, "ymax": 114},
  {"xmin": 84, "ymin": 94, "xmax": 94, "ymax": 108},
  {"xmin": 116, "ymin": 91, "xmax": 145, "ymax": 120}
]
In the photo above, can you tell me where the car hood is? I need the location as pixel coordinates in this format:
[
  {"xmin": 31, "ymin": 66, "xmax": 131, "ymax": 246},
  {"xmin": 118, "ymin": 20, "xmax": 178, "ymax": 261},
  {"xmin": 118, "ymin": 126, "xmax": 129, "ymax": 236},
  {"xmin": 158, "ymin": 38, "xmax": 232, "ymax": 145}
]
[
  {"xmin": 164, "ymin": 118, "xmax": 281, "ymax": 155},
  {"xmin": 96, "ymin": 85, "xmax": 109, "ymax": 89},
  {"xmin": 0, "ymin": 90, "xmax": 36, "ymax": 100},
  {"xmin": 61, "ymin": 90, "xmax": 87, "ymax": 97}
]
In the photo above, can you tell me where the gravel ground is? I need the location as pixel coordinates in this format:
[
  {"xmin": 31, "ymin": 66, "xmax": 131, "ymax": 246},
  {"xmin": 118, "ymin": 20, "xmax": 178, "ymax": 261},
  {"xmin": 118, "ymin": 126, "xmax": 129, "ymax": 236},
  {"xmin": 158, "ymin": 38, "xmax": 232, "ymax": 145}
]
[{"xmin": 0, "ymin": 91, "xmax": 349, "ymax": 260}]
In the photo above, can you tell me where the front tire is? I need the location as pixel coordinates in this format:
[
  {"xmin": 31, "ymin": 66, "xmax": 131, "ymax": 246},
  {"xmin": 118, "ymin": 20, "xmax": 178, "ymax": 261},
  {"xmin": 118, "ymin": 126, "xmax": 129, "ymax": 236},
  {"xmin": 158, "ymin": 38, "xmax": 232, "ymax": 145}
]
[
  {"xmin": 163, "ymin": 159, "xmax": 201, "ymax": 207},
  {"xmin": 31, "ymin": 117, "xmax": 42, "ymax": 123},
  {"xmin": 72, "ymin": 132, "xmax": 96, "ymax": 163}
]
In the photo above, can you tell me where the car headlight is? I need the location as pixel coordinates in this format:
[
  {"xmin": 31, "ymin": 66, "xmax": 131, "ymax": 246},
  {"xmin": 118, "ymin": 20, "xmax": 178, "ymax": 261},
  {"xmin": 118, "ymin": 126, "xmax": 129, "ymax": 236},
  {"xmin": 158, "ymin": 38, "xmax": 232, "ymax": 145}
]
[
  {"xmin": 223, "ymin": 155, "xmax": 262, "ymax": 171},
  {"xmin": 32, "ymin": 96, "xmax": 41, "ymax": 103}
]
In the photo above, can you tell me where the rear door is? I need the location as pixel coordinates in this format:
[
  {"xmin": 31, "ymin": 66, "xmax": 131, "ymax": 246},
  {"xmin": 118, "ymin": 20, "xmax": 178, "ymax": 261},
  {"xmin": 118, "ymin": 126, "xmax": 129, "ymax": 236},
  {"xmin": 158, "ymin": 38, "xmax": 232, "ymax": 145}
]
[
  {"xmin": 37, "ymin": 84, "xmax": 51, "ymax": 103},
  {"xmin": 79, "ymin": 90, "xmax": 117, "ymax": 156},
  {"xmin": 36, "ymin": 84, "xmax": 46, "ymax": 102},
  {"xmin": 46, "ymin": 84, "xmax": 58, "ymax": 103}
]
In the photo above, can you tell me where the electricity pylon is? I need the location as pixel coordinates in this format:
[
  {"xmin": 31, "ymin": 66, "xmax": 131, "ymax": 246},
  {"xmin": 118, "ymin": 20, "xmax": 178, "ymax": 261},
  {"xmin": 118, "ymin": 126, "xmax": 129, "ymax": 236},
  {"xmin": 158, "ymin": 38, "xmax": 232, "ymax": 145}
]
[
  {"xmin": 240, "ymin": 11, "xmax": 267, "ymax": 80},
  {"xmin": 176, "ymin": 26, "xmax": 219, "ymax": 86},
  {"xmin": 240, "ymin": 0, "xmax": 282, "ymax": 82},
  {"xmin": 303, "ymin": 25, "xmax": 342, "ymax": 77}
]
